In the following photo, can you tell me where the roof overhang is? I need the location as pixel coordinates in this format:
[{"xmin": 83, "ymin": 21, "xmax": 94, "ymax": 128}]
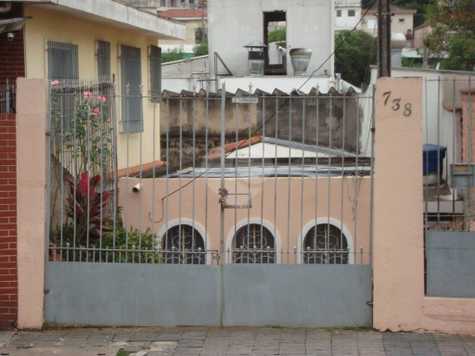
[
  {"xmin": 5, "ymin": 0, "xmax": 186, "ymax": 40},
  {"xmin": 0, "ymin": 17, "xmax": 27, "ymax": 34}
]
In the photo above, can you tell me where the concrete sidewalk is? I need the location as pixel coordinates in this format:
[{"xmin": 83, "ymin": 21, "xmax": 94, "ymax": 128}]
[{"xmin": 0, "ymin": 327, "xmax": 474, "ymax": 356}]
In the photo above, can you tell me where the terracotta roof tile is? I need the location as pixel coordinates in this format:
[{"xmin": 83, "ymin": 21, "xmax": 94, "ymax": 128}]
[
  {"xmin": 208, "ymin": 135, "xmax": 262, "ymax": 160},
  {"xmin": 159, "ymin": 8, "xmax": 206, "ymax": 19}
]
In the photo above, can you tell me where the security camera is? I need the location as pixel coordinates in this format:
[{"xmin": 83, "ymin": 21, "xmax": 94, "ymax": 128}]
[
  {"xmin": 132, "ymin": 183, "xmax": 142, "ymax": 193},
  {"xmin": 6, "ymin": 32, "xmax": 14, "ymax": 41}
]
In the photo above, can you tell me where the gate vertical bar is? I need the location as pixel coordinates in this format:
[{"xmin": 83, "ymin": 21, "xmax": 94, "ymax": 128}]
[
  {"xmin": 219, "ymin": 83, "xmax": 226, "ymax": 327},
  {"xmin": 219, "ymin": 83, "xmax": 226, "ymax": 264},
  {"xmin": 369, "ymin": 85, "xmax": 376, "ymax": 266}
]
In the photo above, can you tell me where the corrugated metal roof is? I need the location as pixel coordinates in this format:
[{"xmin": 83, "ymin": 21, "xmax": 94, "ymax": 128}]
[
  {"xmin": 162, "ymin": 85, "xmax": 359, "ymax": 98},
  {"xmin": 171, "ymin": 166, "xmax": 371, "ymax": 178},
  {"xmin": 226, "ymin": 137, "xmax": 358, "ymax": 160},
  {"xmin": 159, "ymin": 8, "xmax": 207, "ymax": 19}
]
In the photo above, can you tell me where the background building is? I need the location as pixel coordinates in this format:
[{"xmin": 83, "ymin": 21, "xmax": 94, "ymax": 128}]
[
  {"xmin": 208, "ymin": 0, "xmax": 335, "ymax": 79},
  {"xmin": 118, "ymin": 0, "xmax": 208, "ymax": 56},
  {"xmin": 335, "ymin": 0, "xmax": 362, "ymax": 32},
  {"xmin": 159, "ymin": 8, "xmax": 207, "ymax": 54},
  {"xmin": 361, "ymin": 4, "xmax": 416, "ymax": 44}
]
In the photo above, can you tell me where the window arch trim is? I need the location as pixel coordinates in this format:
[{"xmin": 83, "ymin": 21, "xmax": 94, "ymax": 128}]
[
  {"xmin": 297, "ymin": 218, "xmax": 354, "ymax": 264},
  {"xmin": 158, "ymin": 218, "xmax": 210, "ymax": 264},
  {"xmin": 225, "ymin": 218, "xmax": 281, "ymax": 264}
]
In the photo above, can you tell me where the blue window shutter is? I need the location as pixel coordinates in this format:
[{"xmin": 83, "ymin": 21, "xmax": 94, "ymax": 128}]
[
  {"xmin": 120, "ymin": 45, "xmax": 143, "ymax": 133},
  {"xmin": 47, "ymin": 41, "xmax": 79, "ymax": 131},
  {"xmin": 47, "ymin": 41, "xmax": 79, "ymax": 81},
  {"xmin": 97, "ymin": 40, "xmax": 111, "ymax": 82},
  {"xmin": 149, "ymin": 45, "xmax": 162, "ymax": 103}
]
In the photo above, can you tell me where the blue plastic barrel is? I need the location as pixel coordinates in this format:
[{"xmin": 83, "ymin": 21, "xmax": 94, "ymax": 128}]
[{"xmin": 423, "ymin": 144, "xmax": 446, "ymax": 176}]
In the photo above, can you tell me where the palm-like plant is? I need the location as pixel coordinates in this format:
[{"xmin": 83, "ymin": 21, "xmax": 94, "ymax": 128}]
[{"xmin": 65, "ymin": 171, "xmax": 112, "ymax": 246}]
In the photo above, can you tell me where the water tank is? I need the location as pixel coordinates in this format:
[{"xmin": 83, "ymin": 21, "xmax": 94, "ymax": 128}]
[
  {"xmin": 289, "ymin": 48, "xmax": 312, "ymax": 76},
  {"xmin": 423, "ymin": 144, "xmax": 446, "ymax": 185}
]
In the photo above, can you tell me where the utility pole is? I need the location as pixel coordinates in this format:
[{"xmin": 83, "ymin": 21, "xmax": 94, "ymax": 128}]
[{"xmin": 377, "ymin": 0, "xmax": 391, "ymax": 77}]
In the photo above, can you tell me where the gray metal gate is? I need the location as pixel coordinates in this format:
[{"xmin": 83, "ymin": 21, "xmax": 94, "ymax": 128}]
[
  {"xmin": 421, "ymin": 76, "xmax": 475, "ymax": 298},
  {"xmin": 45, "ymin": 80, "xmax": 374, "ymax": 326}
]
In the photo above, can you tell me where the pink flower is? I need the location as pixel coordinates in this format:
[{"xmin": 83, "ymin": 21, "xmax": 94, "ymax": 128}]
[
  {"xmin": 91, "ymin": 107, "xmax": 101, "ymax": 116},
  {"xmin": 83, "ymin": 91, "xmax": 93, "ymax": 99},
  {"xmin": 98, "ymin": 96, "xmax": 107, "ymax": 103},
  {"xmin": 51, "ymin": 80, "xmax": 60, "ymax": 86}
]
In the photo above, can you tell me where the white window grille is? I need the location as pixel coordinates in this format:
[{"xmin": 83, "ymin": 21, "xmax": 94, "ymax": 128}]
[
  {"xmin": 231, "ymin": 224, "xmax": 276, "ymax": 264},
  {"xmin": 161, "ymin": 224, "xmax": 206, "ymax": 264},
  {"xmin": 303, "ymin": 224, "xmax": 349, "ymax": 264}
]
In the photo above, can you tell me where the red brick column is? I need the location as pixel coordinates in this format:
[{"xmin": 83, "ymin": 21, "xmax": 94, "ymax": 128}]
[{"xmin": 0, "ymin": 113, "xmax": 17, "ymax": 329}]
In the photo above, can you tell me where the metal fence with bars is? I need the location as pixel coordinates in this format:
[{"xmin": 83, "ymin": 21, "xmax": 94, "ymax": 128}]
[
  {"xmin": 421, "ymin": 76, "xmax": 475, "ymax": 298},
  {"xmin": 47, "ymin": 80, "xmax": 375, "ymax": 266},
  {"xmin": 422, "ymin": 77, "xmax": 474, "ymax": 231}
]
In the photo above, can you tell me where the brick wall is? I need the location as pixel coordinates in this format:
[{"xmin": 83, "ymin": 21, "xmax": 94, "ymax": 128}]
[
  {"xmin": 0, "ymin": 113, "xmax": 17, "ymax": 329},
  {"xmin": 0, "ymin": 3, "xmax": 23, "ymax": 329}
]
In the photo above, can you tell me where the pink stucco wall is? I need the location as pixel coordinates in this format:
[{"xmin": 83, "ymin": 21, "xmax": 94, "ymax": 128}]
[
  {"xmin": 373, "ymin": 77, "xmax": 475, "ymax": 335},
  {"xmin": 16, "ymin": 78, "xmax": 47, "ymax": 329},
  {"xmin": 119, "ymin": 176, "xmax": 372, "ymax": 264}
]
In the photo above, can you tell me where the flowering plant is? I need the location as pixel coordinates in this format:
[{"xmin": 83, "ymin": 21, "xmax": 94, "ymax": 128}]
[
  {"xmin": 49, "ymin": 83, "xmax": 116, "ymax": 250},
  {"xmin": 63, "ymin": 89, "xmax": 113, "ymax": 175}
]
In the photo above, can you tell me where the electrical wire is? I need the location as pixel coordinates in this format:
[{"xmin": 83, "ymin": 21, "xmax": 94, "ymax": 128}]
[{"xmin": 297, "ymin": 2, "xmax": 376, "ymax": 92}]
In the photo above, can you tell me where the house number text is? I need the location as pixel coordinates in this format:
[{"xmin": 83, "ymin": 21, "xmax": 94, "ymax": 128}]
[{"xmin": 382, "ymin": 91, "xmax": 413, "ymax": 117}]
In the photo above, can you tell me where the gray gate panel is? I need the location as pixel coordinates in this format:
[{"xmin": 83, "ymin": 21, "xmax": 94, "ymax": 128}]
[
  {"xmin": 46, "ymin": 262, "xmax": 220, "ymax": 326},
  {"xmin": 222, "ymin": 265, "xmax": 372, "ymax": 327},
  {"xmin": 426, "ymin": 231, "xmax": 475, "ymax": 298},
  {"xmin": 46, "ymin": 263, "xmax": 372, "ymax": 327}
]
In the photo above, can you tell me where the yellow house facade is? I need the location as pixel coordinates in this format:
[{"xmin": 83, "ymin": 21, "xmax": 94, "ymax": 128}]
[{"xmin": 19, "ymin": 0, "xmax": 185, "ymax": 170}]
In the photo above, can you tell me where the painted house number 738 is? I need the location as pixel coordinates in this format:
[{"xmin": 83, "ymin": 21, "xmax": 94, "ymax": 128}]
[{"xmin": 382, "ymin": 91, "xmax": 413, "ymax": 117}]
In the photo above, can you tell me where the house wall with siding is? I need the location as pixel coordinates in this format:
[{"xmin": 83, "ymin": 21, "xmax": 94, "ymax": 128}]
[{"xmin": 22, "ymin": 5, "xmax": 161, "ymax": 170}]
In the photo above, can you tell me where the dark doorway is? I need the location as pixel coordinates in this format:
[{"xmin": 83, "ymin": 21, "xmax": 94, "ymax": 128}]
[{"xmin": 263, "ymin": 11, "xmax": 287, "ymax": 75}]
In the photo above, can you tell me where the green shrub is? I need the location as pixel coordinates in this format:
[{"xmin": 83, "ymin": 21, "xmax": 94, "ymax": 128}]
[
  {"xmin": 161, "ymin": 49, "xmax": 188, "ymax": 63},
  {"xmin": 193, "ymin": 41, "xmax": 208, "ymax": 56}
]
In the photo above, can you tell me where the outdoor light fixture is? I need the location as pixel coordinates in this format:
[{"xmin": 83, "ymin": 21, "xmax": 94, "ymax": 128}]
[{"xmin": 132, "ymin": 183, "xmax": 142, "ymax": 193}]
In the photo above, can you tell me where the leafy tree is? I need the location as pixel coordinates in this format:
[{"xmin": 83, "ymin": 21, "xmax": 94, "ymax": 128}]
[
  {"xmin": 194, "ymin": 41, "xmax": 208, "ymax": 56},
  {"xmin": 425, "ymin": 0, "xmax": 475, "ymax": 70},
  {"xmin": 268, "ymin": 28, "xmax": 286, "ymax": 43},
  {"xmin": 335, "ymin": 30, "xmax": 377, "ymax": 88}
]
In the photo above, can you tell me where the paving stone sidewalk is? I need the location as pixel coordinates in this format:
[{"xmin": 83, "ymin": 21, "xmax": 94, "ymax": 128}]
[{"xmin": 0, "ymin": 327, "xmax": 474, "ymax": 356}]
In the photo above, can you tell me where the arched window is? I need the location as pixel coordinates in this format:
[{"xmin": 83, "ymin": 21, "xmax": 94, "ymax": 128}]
[
  {"xmin": 161, "ymin": 225, "xmax": 206, "ymax": 264},
  {"xmin": 231, "ymin": 224, "xmax": 276, "ymax": 264},
  {"xmin": 303, "ymin": 224, "xmax": 349, "ymax": 264}
]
